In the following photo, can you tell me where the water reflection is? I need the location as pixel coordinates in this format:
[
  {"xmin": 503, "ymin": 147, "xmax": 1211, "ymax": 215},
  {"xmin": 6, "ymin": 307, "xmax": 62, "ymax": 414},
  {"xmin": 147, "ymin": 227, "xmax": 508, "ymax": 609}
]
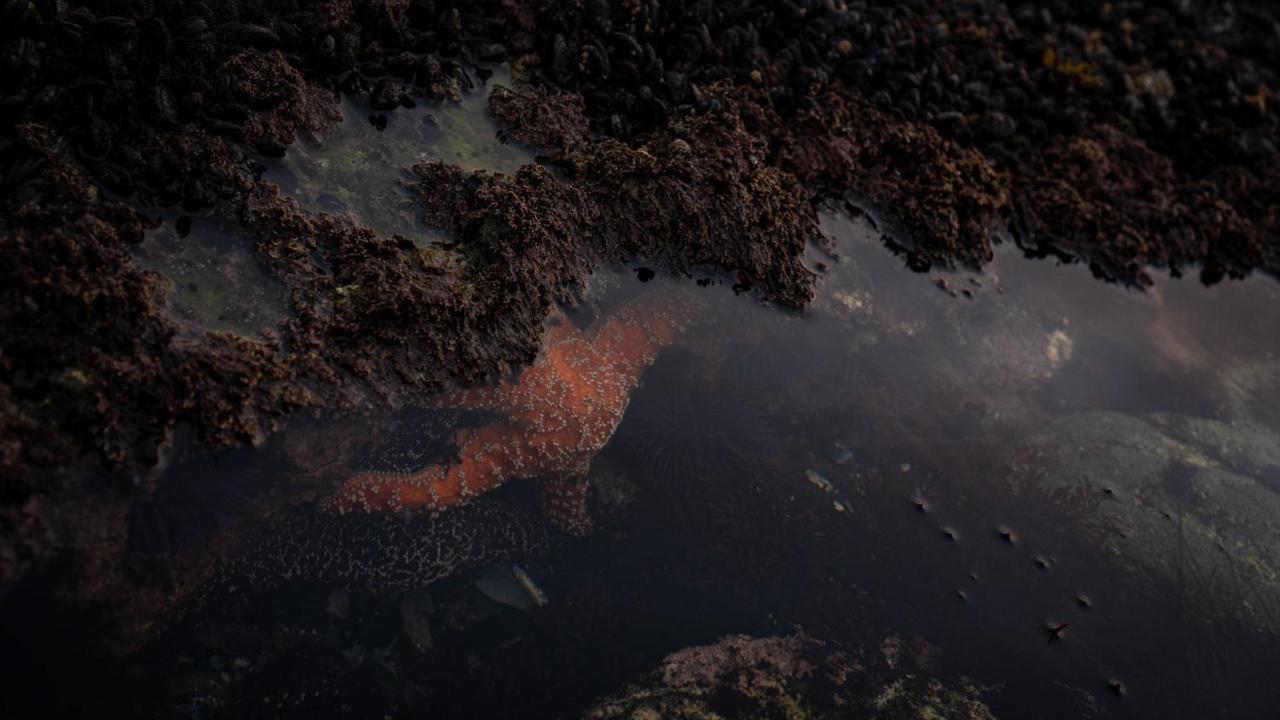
[{"xmin": 106, "ymin": 210, "xmax": 1280, "ymax": 717}]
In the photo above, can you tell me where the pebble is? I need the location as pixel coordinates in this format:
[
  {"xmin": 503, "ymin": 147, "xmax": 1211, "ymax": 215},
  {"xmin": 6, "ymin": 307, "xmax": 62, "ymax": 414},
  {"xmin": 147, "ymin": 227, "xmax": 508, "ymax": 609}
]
[
  {"xmin": 806, "ymin": 469, "xmax": 836, "ymax": 493},
  {"xmin": 399, "ymin": 597, "xmax": 434, "ymax": 653},
  {"xmin": 828, "ymin": 442, "xmax": 854, "ymax": 464}
]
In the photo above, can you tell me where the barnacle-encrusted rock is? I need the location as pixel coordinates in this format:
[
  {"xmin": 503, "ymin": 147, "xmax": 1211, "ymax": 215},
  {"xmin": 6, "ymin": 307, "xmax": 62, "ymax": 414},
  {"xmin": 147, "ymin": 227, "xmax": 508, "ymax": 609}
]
[
  {"xmin": 582, "ymin": 632, "xmax": 996, "ymax": 720},
  {"xmin": 765, "ymin": 86, "xmax": 1009, "ymax": 271}
]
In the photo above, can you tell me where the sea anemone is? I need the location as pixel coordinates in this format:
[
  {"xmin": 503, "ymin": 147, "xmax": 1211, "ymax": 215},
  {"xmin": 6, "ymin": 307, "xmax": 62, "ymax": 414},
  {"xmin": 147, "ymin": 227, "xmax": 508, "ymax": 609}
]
[
  {"xmin": 613, "ymin": 350, "xmax": 781, "ymax": 482},
  {"xmin": 123, "ymin": 446, "xmax": 262, "ymax": 586}
]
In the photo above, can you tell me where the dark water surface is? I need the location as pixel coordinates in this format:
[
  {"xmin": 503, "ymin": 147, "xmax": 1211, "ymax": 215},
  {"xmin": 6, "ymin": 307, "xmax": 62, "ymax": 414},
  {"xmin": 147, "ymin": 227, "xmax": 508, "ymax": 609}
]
[{"xmin": 8, "ymin": 72, "xmax": 1280, "ymax": 719}]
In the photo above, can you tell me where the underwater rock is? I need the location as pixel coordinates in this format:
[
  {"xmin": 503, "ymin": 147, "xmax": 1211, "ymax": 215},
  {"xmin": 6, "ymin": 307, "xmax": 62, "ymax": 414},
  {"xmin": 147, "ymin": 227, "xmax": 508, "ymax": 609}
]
[
  {"xmin": 1148, "ymin": 413, "xmax": 1280, "ymax": 481},
  {"xmin": 215, "ymin": 50, "xmax": 341, "ymax": 155},
  {"xmin": 1014, "ymin": 410, "xmax": 1280, "ymax": 634},
  {"xmin": 415, "ymin": 102, "xmax": 821, "ymax": 309},
  {"xmin": 766, "ymin": 84, "xmax": 1009, "ymax": 272},
  {"xmin": 581, "ymin": 632, "xmax": 995, "ymax": 720},
  {"xmin": 0, "ymin": 497, "xmax": 57, "ymax": 593},
  {"xmin": 7, "ymin": 0, "xmax": 1280, "ymax": 506},
  {"xmin": 1222, "ymin": 361, "xmax": 1280, "ymax": 434},
  {"xmin": 1019, "ymin": 126, "xmax": 1268, "ymax": 285},
  {"xmin": 806, "ymin": 469, "xmax": 836, "ymax": 494}
]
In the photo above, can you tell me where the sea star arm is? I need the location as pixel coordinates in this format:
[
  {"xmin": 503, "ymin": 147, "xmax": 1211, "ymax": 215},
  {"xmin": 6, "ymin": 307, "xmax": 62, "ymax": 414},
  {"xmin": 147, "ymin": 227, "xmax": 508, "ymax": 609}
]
[
  {"xmin": 333, "ymin": 422, "xmax": 524, "ymax": 514},
  {"xmin": 332, "ymin": 292, "xmax": 691, "ymax": 527},
  {"xmin": 591, "ymin": 293, "xmax": 690, "ymax": 378},
  {"xmin": 432, "ymin": 381, "xmax": 515, "ymax": 412},
  {"xmin": 539, "ymin": 475, "xmax": 594, "ymax": 536}
]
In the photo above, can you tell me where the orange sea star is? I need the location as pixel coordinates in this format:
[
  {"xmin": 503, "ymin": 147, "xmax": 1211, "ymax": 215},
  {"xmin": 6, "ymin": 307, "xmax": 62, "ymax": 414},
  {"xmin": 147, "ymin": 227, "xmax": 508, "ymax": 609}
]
[{"xmin": 332, "ymin": 291, "xmax": 691, "ymax": 534}]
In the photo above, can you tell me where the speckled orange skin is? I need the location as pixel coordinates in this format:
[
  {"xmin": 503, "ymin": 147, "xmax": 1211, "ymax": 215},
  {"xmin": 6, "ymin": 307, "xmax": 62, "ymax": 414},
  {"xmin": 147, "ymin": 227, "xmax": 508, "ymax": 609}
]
[{"xmin": 332, "ymin": 292, "xmax": 689, "ymax": 534}]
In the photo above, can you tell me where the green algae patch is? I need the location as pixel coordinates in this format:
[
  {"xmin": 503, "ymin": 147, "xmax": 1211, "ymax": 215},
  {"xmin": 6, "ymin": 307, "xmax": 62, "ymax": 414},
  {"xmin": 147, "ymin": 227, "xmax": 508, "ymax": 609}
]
[
  {"xmin": 264, "ymin": 66, "xmax": 535, "ymax": 242},
  {"xmin": 131, "ymin": 217, "xmax": 287, "ymax": 337}
]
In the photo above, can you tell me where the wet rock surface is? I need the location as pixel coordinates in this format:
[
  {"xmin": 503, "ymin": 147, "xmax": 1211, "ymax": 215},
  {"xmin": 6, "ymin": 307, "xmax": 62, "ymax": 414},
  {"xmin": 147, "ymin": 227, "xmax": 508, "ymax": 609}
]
[
  {"xmin": 582, "ymin": 632, "xmax": 995, "ymax": 720},
  {"xmin": 1011, "ymin": 403, "xmax": 1280, "ymax": 636}
]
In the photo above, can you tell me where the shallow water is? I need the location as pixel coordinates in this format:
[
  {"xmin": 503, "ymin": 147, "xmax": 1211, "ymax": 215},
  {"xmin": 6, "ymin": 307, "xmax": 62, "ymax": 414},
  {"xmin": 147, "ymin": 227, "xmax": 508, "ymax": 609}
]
[
  {"xmin": 70, "ymin": 206, "xmax": 1280, "ymax": 718},
  {"xmin": 129, "ymin": 67, "xmax": 534, "ymax": 337},
  {"xmin": 130, "ymin": 213, "xmax": 287, "ymax": 336},
  {"xmin": 262, "ymin": 65, "xmax": 535, "ymax": 241},
  {"xmin": 15, "ymin": 82, "xmax": 1280, "ymax": 718}
]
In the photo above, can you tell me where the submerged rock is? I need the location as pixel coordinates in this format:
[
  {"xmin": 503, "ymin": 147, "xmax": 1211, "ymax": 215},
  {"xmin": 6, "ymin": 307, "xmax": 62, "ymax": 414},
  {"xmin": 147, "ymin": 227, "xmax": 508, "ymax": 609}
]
[
  {"xmin": 582, "ymin": 632, "xmax": 995, "ymax": 720},
  {"xmin": 1222, "ymin": 361, "xmax": 1280, "ymax": 437},
  {"xmin": 806, "ymin": 469, "xmax": 836, "ymax": 494},
  {"xmin": 1014, "ymin": 409, "xmax": 1280, "ymax": 634}
]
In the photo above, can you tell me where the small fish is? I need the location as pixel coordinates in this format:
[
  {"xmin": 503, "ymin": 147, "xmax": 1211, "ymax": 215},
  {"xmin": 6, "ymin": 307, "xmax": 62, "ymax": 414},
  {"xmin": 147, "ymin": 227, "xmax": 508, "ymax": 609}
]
[
  {"xmin": 828, "ymin": 443, "xmax": 854, "ymax": 465},
  {"xmin": 511, "ymin": 564, "xmax": 548, "ymax": 608},
  {"xmin": 832, "ymin": 500, "xmax": 846, "ymax": 513},
  {"xmin": 806, "ymin": 469, "xmax": 835, "ymax": 493}
]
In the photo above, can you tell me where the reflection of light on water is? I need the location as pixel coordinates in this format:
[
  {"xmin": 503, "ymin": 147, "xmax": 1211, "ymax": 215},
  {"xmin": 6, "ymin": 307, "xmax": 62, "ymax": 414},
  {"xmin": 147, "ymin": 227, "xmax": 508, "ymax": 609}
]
[{"xmin": 262, "ymin": 65, "xmax": 535, "ymax": 242}]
